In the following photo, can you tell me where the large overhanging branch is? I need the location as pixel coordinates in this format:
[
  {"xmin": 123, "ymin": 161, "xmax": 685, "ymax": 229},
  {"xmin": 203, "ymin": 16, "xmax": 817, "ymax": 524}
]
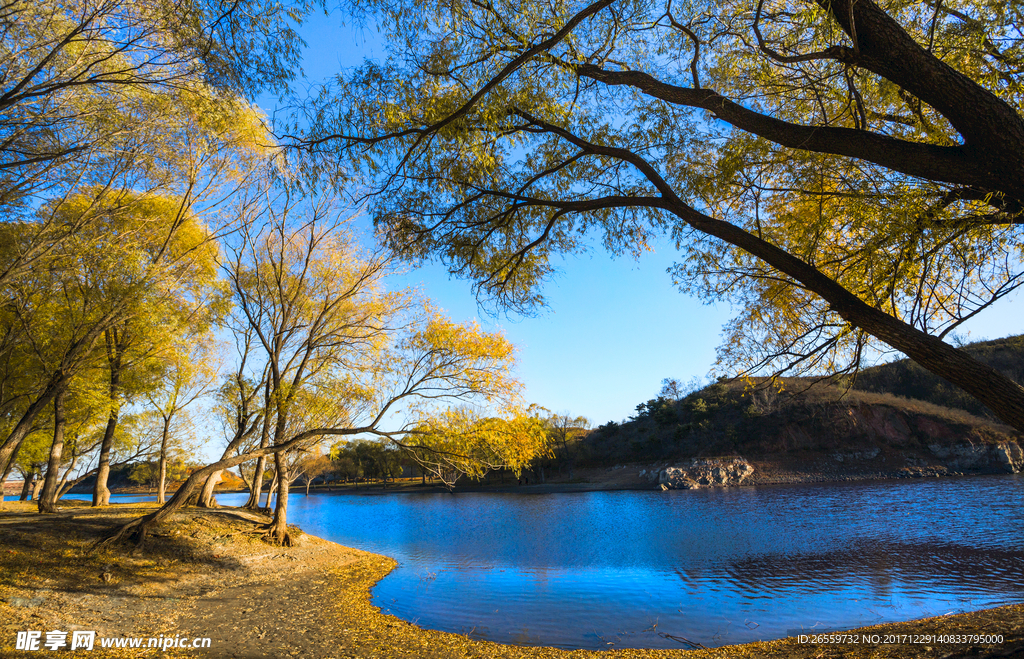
[
  {"xmin": 467, "ymin": 113, "xmax": 1024, "ymax": 432},
  {"xmin": 573, "ymin": 65, "xmax": 1002, "ymax": 195},
  {"xmin": 813, "ymin": 0, "xmax": 1024, "ymax": 159}
]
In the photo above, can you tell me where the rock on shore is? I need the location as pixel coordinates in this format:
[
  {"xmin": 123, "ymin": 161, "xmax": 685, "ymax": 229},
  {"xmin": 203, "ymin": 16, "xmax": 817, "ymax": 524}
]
[{"xmin": 657, "ymin": 458, "xmax": 755, "ymax": 490}]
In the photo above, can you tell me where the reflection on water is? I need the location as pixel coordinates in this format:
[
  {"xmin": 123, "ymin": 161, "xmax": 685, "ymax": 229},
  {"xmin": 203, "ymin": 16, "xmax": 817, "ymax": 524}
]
[{"xmin": 80, "ymin": 475, "xmax": 1024, "ymax": 649}]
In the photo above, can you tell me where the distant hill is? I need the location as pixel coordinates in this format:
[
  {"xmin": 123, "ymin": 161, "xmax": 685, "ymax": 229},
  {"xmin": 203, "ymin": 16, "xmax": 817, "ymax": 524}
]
[
  {"xmin": 852, "ymin": 334, "xmax": 1024, "ymax": 419},
  {"xmin": 578, "ymin": 335, "xmax": 1023, "ymax": 471}
]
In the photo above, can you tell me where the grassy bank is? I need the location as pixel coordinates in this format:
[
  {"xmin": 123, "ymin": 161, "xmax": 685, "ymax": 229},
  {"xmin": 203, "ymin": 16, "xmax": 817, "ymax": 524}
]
[{"xmin": 1, "ymin": 502, "xmax": 1021, "ymax": 658}]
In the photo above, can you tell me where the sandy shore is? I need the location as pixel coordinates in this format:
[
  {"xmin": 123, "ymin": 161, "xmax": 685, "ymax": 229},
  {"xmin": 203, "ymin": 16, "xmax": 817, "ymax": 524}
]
[{"xmin": 0, "ymin": 501, "xmax": 1021, "ymax": 658}]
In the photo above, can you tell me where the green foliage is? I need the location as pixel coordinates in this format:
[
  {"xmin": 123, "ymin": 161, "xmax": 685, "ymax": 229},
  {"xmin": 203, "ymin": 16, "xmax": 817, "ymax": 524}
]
[{"xmin": 330, "ymin": 440, "xmax": 404, "ymax": 481}]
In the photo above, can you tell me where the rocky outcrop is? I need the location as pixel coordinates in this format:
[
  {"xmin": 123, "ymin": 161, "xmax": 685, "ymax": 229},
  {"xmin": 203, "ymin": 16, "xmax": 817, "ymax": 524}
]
[
  {"xmin": 928, "ymin": 440, "xmax": 1023, "ymax": 473},
  {"xmin": 658, "ymin": 458, "xmax": 754, "ymax": 490}
]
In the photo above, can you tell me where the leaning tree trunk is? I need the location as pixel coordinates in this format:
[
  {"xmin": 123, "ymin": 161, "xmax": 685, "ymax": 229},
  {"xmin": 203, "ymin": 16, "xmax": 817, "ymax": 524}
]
[
  {"xmin": 93, "ymin": 349, "xmax": 123, "ymax": 507},
  {"xmin": 0, "ymin": 372, "xmax": 70, "ymax": 481},
  {"xmin": 266, "ymin": 452, "xmax": 292, "ymax": 546},
  {"xmin": 197, "ymin": 469, "xmax": 222, "ymax": 508},
  {"xmin": 267, "ymin": 471, "xmax": 279, "ymax": 503},
  {"xmin": 201, "ymin": 419, "xmax": 259, "ymax": 509},
  {"xmin": 19, "ymin": 471, "xmax": 34, "ymax": 501},
  {"xmin": 97, "ymin": 426, "xmax": 365, "ymax": 548},
  {"xmin": 97, "ymin": 451, "xmax": 271, "ymax": 547},
  {"xmin": 38, "ymin": 390, "xmax": 68, "ymax": 514},
  {"xmin": 54, "ymin": 452, "xmax": 79, "ymax": 502},
  {"xmin": 0, "ymin": 455, "xmax": 16, "ymax": 507},
  {"xmin": 58, "ymin": 466, "xmax": 100, "ymax": 502},
  {"xmin": 243, "ymin": 455, "xmax": 267, "ymax": 510},
  {"xmin": 92, "ymin": 415, "xmax": 116, "ymax": 507},
  {"xmin": 0, "ymin": 432, "xmax": 31, "ymax": 506},
  {"xmin": 659, "ymin": 198, "xmax": 1024, "ymax": 434},
  {"xmin": 156, "ymin": 415, "xmax": 171, "ymax": 504}
]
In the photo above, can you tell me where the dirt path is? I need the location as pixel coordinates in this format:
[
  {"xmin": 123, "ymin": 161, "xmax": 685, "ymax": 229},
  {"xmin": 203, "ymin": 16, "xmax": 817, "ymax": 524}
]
[{"xmin": 1, "ymin": 501, "xmax": 1022, "ymax": 659}]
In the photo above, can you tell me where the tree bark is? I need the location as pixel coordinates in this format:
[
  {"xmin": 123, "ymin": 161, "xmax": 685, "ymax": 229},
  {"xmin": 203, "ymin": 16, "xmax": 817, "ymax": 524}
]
[
  {"xmin": 266, "ymin": 452, "xmax": 292, "ymax": 545},
  {"xmin": 95, "ymin": 423, "xmax": 378, "ymax": 547},
  {"xmin": 267, "ymin": 472, "xmax": 279, "ymax": 502},
  {"xmin": 0, "ymin": 453, "xmax": 17, "ymax": 506},
  {"xmin": 93, "ymin": 333, "xmax": 124, "ymax": 507},
  {"xmin": 19, "ymin": 471, "xmax": 34, "ymax": 501},
  {"xmin": 92, "ymin": 413, "xmax": 117, "ymax": 507},
  {"xmin": 197, "ymin": 469, "xmax": 222, "ymax": 508},
  {"xmin": 38, "ymin": 390, "xmax": 67, "ymax": 513},
  {"xmin": 54, "ymin": 451, "xmax": 79, "ymax": 502},
  {"xmin": 243, "ymin": 455, "xmax": 266, "ymax": 509},
  {"xmin": 57, "ymin": 466, "xmax": 101, "ymax": 502},
  {"xmin": 156, "ymin": 414, "xmax": 171, "ymax": 504}
]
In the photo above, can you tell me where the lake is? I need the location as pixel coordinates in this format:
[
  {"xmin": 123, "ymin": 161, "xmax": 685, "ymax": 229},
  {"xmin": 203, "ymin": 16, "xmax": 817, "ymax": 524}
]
[{"xmin": 78, "ymin": 475, "xmax": 1024, "ymax": 650}]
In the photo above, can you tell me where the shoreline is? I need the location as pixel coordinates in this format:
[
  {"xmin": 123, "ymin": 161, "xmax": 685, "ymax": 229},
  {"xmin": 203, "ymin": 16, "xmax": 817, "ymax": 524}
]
[
  {"xmin": 13, "ymin": 446, "xmax": 1015, "ymax": 502},
  {"xmin": 1, "ymin": 502, "xmax": 1022, "ymax": 658}
]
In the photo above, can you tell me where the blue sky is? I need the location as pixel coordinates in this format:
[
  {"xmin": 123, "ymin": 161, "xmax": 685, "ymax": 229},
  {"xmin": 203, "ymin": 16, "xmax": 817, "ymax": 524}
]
[{"xmin": 259, "ymin": 12, "xmax": 1023, "ymax": 427}]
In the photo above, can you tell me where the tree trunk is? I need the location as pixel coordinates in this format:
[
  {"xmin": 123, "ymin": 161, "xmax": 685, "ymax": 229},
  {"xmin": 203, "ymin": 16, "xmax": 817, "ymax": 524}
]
[
  {"xmin": 156, "ymin": 415, "xmax": 171, "ymax": 504},
  {"xmin": 38, "ymin": 390, "xmax": 67, "ymax": 513},
  {"xmin": 0, "ymin": 373, "xmax": 70, "ymax": 478},
  {"xmin": 19, "ymin": 471, "xmax": 35, "ymax": 501},
  {"xmin": 97, "ymin": 443, "xmax": 286, "ymax": 547},
  {"xmin": 92, "ymin": 414, "xmax": 116, "ymax": 507},
  {"xmin": 201, "ymin": 422, "xmax": 258, "ymax": 509},
  {"xmin": 57, "ymin": 467, "xmax": 101, "ymax": 502},
  {"xmin": 0, "ymin": 454, "xmax": 17, "ymax": 506},
  {"xmin": 54, "ymin": 452, "xmax": 79, "ymax": 502},
  {"xmin": 267, "ymin": 472, "xmax": 279, "ymax": 506},
  {"xmin": 243, "ymin": 455, "xmax": 267, "ymax": 510},
  {"xmin": 197, "ymin": 469, "xmax": 222, "ymax": 508},
  {"xmin": 266, "ymin": 452, "xmax": 292, "ymax": 545},
  {"xmin": 93, "ymin": 341, "xmax": 124, "ymax": 507},
  {"xmin": 660, "ymin": 199, "xmax": 1024, "ymax": 433},
  {"xmin": 96, "ymin": 425, "xmax": 373, "ymax": 547}
]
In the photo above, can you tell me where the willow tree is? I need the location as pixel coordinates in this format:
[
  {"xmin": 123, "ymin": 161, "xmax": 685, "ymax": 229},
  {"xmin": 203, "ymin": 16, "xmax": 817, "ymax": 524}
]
[
  {"xmin": 146, "ymin": 337, "xmax": 222, "ymax": 505},
  {"xmin": 0, "ymin": 0, "xmax": 309, "ymax": 290},
  {"xmin": 402, "ymin": 407, "xmax": 550, "ymax": 489},
  {"xmin": 226, "ymin": 191, "xmax": 541, "ymax": 543},
  {"xmin": 296, "ymin": 0, "xmax": 1024, "ymax": 431},
  {"xmin": 0, "ymin": 187, "xmax": 225, "ymax": 505},
  {"xmin": 101, "ymin": 192, "xmax": 542, "ymax": 547}
]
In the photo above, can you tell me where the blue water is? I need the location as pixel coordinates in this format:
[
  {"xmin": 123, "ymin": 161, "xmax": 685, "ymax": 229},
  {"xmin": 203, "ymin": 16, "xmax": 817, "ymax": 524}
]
[{"xmin": 69, "ymin": 475, "xmax": 1024, "ymax": 649}]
